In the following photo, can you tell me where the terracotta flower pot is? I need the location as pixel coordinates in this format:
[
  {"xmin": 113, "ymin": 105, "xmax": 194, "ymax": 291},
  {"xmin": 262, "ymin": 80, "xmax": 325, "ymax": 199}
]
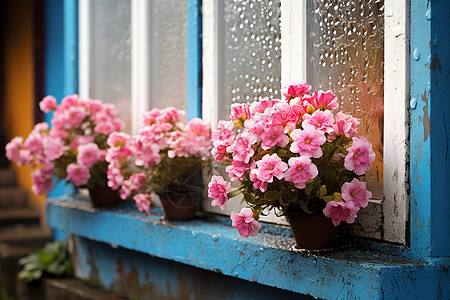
[
  {"xmin": 285, "ymin": 213, "xmax": 336, "ymax": 250},
  {"xmin": 158, "ymin": 189, "xmax": 199, "ymax": 220},
  {"xmin": 88, "ymin": 187, "xmax": 121, "ymax": 208}
]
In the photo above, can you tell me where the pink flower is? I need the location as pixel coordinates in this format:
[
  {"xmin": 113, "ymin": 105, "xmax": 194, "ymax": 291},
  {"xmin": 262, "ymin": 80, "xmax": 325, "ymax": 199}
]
[
  {"xmin": 134, "ymin": 193, "xmax": 152, "ymax": 214},
  {"xmin": 142, "ymin": 108, "xmax": 162, "ymax": 126},
  {"xmin": 107, "ymin": 132, "xmax": 131, "ymax": 148},
  {"xmin": 283, "ymin": 83, "xmax": 312, "ymax": 101},
  {"xmin": 77, "ymin": 143, "xmax": 100, "ymax": 168},
  {"xmin": 66, "ymin": 163, "xmax": 90, "ymax": 186},
  {"xmin": 290, "ymin": 127, "xmax": 326, "ymax": 158},
  {"xmin": 226, "ymin": 160, "xmax": 250, "ymax": 181},
  {"xmin": 65, "ymin": 106, "xmax": 86, "ymax": 128},
  {"xmin": 160, "ymin": 107, "xmax": 185, "ymax": 123},
  {"xmin": 132, "ymin": 133, "xmax": 161, "ymax": 167},
  {"xmin": 331, "ymin": 112, "xmax": 359, "ymax": 138},
  {"xmin": 186, "ymin": 118, "xmax": 211, "ymax": 138},
  {"xmin": 43, "ymin": 137, "xmax": 66, "ymax": 161},
  {"xmin": 70, "ymin": 135, "xmax": 95, "ymax": 149},
  {"xmin": 250, "ymin": 169, "xmax": 267, "ymax": 192},
  {"xmin": 229, "ymin": 134, "xmax": 256, "ymax": 163},
  {"xmin": 230, "ymin": 103, "xmax": 250, "ymax": 125},
  {"xmin": 107, "ymin": 165, "xmax": 124, "ymax": 189},
  {"xmin": 5, "ymin": 137, "xmax": 24, "ymax": 164},
  {"xmin": 252, "ymin": 153, "xmax": 288, "ymax": 183},
  {"xmin": 269, "ymin": 102, "xmax": 298, "ymax": 132},
  {"xmin": 208, "ymin": 175, "xmax": 231, "ymax": 210},
  {"xmin": 94, "ymin": 121, "xmax": 115, "ymax": 135},
  {"xmin": 344, "ymin": 137, "xmax": 376, "ymax": 175},
  {"xmin": 39, "ymin": 96, "xmax": 58, "ymax": 113},
  {"xmin": 212, "ymin": 142, "xmax": 232, "ymax": 163},
  {"xmin": 130, "ymin": 173, "xmax": 146, "ymax": 189},
  {"xmin": 249, "ymin": 98, "xmax": 279, "ymax": 115},
  {"xmin": 211, "ymin": 120, "xmax": 235, "ymax": 143},
  {"xmin": 60, "ymin": 94, "xmax": 81, "ymax": 109},
  {"xmin": 24, "ymin": 135, "xmax": 43, "ymax": 154},
  {"xmin": 323, "ymin": 201, "xmax": 360, "ymax": 226},
  {"xmin": 231, "ymin": 208, "xmax": 262, "ymax": 238},
  {"xmin": 284, "ymin": 157, "xmax": 319, "ymax": 189},
  {"xmin": 302, "ymin": 110, "xmax": 335, "ymax": 134},
  {"xmin": 261, "ymin": 125, "xmax": 289, "ymax": 150},
  {"xmin": 31, "ymin": 167, "xmax": 55, "ymax": 195},
  {"xmin": 341, "ymin": 178, "xmax": 372, "ymax": 208},
  {"xmin": 305, "ymin": 90, "xmax": 338, "ymax": 110},
  {"xmin": 244, "ymin": 112, "xmax": 268, "ymax": 141}
]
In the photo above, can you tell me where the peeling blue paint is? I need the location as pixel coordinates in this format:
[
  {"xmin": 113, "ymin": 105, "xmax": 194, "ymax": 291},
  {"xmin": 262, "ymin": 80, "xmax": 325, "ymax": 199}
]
[{"xmin": 410, "ymin": 0, "xmax": 450, "ymax": 259}]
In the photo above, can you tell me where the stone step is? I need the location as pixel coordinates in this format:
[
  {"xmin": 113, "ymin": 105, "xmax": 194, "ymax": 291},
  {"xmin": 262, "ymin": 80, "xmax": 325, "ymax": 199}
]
[
  {"xmin": 0, "ymin": 168, "xmax": 17, "ymax": 187},
  {"xmin": 0, "ymin": 208, "xmax": 41, "ymax": 228},
  {"xmin": 0, "ymin": 187, "xmax": 29, "ymax": 208},
  {"xmin": 0, "ymin": 226, "xmax": 52, "ymax": 249},
  {"xmin": 0, "ymin": 243, "xmax": 37, "ymax": 299},
  {"xmin": 16, "ymin": 278, "xmax": 127, "ymax": 300},
  {"xmin": 45, "ymin": 278, "xmax": 127, "ymax": 300}
]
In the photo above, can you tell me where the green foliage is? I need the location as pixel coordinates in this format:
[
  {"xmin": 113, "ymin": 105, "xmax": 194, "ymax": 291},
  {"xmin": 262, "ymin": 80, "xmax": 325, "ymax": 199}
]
[{"xmin": 18, "ymin": 241, "xmax": 73, "ymax": 282}]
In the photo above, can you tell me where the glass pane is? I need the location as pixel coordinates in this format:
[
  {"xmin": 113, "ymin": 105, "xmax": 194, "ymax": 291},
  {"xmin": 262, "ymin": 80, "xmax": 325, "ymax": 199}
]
[
  {"xmin": 90, "ymin": 0, "xmax": 132, "ymax": 132},
  {"xmin": 150, "ymin": 0, "xmax": 188, "ymax": 112},
  {"xmin": 219, "ymin": 0, "xmax": 281, "ymax": 120},
  {"xmin": 307, "ymin": 0, "xmax": 384, "ymax": 199}
]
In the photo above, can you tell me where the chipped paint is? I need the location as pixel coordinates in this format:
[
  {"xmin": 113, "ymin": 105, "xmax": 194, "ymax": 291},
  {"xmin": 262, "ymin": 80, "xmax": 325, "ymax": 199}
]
[
  {"xmin": 421, "ymin": 89, "xmax": 431, "ymax": 141},
  {"xmin": 430, "ymin": 55, "xmax": 442, "ymax": 73}
]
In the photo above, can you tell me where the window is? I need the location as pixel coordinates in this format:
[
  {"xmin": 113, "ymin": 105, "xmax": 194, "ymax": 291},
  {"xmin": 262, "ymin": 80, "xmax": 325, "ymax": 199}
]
[
  {"xmin": 80, "ymin": 0, "xmax": 408, "ymax": 244},
  {"xmin": 79, "ymin": 0, "xmax": 188, "ymax": 134},
  {"xmin": 203, "ymin": 0, "xmax": 408, "ymax": 243}
]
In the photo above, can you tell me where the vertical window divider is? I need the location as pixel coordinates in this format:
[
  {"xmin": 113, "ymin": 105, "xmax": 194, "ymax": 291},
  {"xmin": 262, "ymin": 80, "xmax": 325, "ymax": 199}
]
[
  {"xmin": 78, "ymin": 0, "xmax": 90, "ymax": 99},
  {"xmin": 202, "ymin": 0, "xmax": 220, "ymax": 128},
  {"xmin": 280, "ymin": 0, "xmax": 307, "ymax": 86},
  {"xmin": 187, "ymin": 0, "xmax": 202, "ymax": 120},
  {"xmin": 382, "ymin": 0, "xmax": 409, "ymax": 243},
  {"xmin": 131, "ymin": 0, "xmax": 151, "ymax": 134}
]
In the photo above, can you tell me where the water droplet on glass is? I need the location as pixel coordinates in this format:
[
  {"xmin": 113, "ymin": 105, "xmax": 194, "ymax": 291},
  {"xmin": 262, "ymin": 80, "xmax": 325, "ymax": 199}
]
[
  {"xmin": 410, "ymin": 98, "xmax": 417, "ymax": 109},
  {"xmin": 413, "ymin": 47, "xmax": 420, "ymax": 61},
  {"xmin": 426, "ymin": 7, "xmax": 432, "ymax": 20}
]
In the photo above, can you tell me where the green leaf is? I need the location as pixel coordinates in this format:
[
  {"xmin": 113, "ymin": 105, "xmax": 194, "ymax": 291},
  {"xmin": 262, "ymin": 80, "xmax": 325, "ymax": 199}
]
[
  {"xmin": 243, "ymin": 192, "xmax": 254, "ymax": 203},
  {"xmin": 264, "ymin": 191, "xmax": 279, "ymax": 201},
  {"xmin": 319, "ymin": 185, "xmax": 327, "ymax": 197},
  {"xmin": 323, "ymin": 195, "xmax": 335, "ymax": 203},
  {"xmin": 227, "ymin": 188, "xmax": 242, "ymax": 199},
  {"xmin": 305, "ymin": 183, "xmax": 314, "ymax": 196},
  {"xmin": 299, "ymin": 200, "xmax": 312, "ymax": 214},
  {"xmin": 333, "ymin": 192, "xmax": 343, "ymax": 202}
]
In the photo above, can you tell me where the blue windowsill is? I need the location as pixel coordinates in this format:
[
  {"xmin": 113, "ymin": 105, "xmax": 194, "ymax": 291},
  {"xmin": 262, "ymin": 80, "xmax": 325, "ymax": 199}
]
[{"xmin": 45, "ymin": 197, "xmax": 448, "ymax": 299}]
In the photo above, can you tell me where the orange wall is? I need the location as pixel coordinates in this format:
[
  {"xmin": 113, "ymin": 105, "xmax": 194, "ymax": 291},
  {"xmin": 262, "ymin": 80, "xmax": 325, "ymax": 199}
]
[{"xmin": 3, "ymin": 0, "xmax": 46, "ymax": 210}]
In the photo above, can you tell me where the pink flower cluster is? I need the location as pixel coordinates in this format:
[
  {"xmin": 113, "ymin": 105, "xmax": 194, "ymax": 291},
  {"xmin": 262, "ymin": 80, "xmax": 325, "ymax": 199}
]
[
  {"xmin": 106, "ymin": 107, "xmax": 212, "ymax": 214},
  {"xmin": 208, "ymin": 83, "xmax": 376, "ymax": 238},
  {"xmin": 5, "ymin": 95, "xmax": 123, "ymax": 194}
]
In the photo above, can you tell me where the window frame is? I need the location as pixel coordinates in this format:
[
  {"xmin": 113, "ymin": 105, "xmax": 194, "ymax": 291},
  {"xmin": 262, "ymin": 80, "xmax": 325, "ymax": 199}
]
[{"xmin": 202, "ymin": 0, "xmax": 409, "ymax": 244}]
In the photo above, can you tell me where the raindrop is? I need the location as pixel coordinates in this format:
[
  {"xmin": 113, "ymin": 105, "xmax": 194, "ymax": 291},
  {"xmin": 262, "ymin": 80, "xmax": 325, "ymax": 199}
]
[{"xmin": 413, "ymin": 47, "xmax": 420, "ymax": 61}]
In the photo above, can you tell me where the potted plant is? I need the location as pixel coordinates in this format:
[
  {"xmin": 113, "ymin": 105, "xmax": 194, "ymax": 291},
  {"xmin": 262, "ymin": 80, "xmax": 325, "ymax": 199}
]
[
  {"xmin": 5, "ymin": 95, "xmax": 123, "ymax": 207},
  {"xmin": 106, "ymin": 107, "xmax": 212, "ymax": 220},
  {"xmin": 207, "ymin": 83, "xmax": 375, "ymax": 249}
]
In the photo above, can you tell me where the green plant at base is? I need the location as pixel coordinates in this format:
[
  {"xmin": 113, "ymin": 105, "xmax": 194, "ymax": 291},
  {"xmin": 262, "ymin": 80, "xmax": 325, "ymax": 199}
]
[{"xmin": 18, "ymin": 240, "xmax": 73, "ymax": 282}]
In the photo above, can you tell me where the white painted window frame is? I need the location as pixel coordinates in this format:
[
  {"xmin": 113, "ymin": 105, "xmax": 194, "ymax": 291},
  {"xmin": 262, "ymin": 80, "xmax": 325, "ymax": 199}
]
[
  {"xmin": 202, "ymin": 0, "xmax": 408, "ymax": 243},
  {"xmin": 78, "ymin": 0, "xmax": 150, "ymax": 134}
]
